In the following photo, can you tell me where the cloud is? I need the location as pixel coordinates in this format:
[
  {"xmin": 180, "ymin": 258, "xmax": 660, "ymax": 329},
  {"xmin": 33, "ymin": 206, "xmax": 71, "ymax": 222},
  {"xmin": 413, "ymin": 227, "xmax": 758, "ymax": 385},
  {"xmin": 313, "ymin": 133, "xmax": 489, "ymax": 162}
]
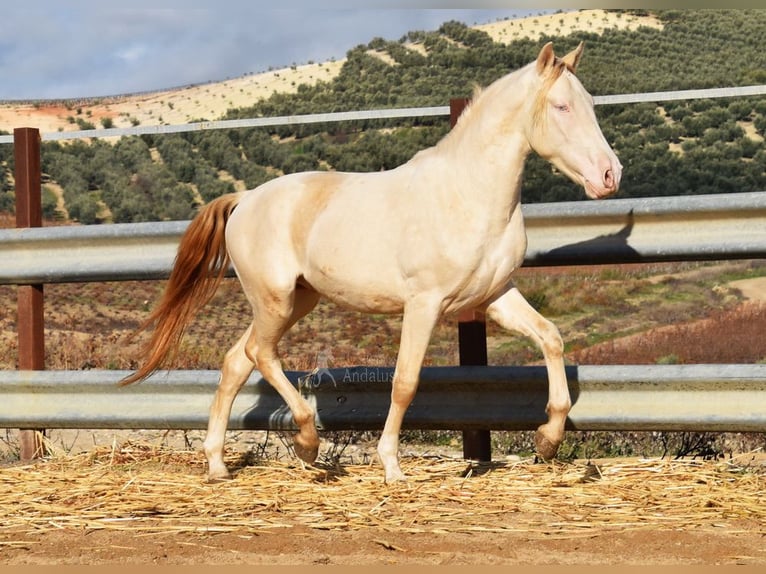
[{"xmin": 114, "ymin": 44, "xmax": 149, "ymax": 64}]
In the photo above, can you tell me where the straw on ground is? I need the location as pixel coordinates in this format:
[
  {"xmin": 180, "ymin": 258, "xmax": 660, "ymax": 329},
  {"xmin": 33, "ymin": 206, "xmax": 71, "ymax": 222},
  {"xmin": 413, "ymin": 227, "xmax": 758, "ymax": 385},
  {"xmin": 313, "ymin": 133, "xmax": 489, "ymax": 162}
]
[{"xmin": 1, "ymin": 441, "xmax": 763, "ymax": 544}]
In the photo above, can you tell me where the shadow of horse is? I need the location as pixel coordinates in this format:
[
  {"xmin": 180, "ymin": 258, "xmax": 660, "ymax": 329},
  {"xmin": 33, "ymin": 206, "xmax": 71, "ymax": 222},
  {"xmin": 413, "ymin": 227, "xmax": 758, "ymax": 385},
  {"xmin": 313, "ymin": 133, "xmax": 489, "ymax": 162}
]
[{"xmin": 535, "ymin": 210, "xmax": 641, "ymax": 266}]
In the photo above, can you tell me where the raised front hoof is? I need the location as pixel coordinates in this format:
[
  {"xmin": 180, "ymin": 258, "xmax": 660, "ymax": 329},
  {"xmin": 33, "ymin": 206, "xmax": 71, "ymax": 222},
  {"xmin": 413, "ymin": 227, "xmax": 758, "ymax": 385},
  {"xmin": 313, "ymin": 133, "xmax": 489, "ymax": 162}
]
[
  {"xmin": 534, "ymin": 429, "xmax": 561, "ymax": 461},
  {"xmin": 293, "ymin": 436, "xmax": 319, "ymax": 464}
]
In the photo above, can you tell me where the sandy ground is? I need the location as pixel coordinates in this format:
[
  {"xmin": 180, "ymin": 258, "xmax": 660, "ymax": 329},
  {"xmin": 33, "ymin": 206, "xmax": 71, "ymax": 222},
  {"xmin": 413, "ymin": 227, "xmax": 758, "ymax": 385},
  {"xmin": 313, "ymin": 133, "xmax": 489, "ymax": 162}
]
[
  {"xmin": 729, "ymin": 277, "xmax": 766, "ymax": 302},
  {"xmin": 5, "ymin": 527, "xmax": 765, "ymax": 566}
]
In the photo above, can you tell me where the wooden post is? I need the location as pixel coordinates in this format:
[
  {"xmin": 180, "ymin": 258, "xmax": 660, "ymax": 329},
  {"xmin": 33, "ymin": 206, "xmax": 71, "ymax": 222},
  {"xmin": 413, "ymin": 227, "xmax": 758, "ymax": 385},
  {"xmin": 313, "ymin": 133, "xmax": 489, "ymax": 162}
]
[
  {"xmin": 14, "ymin": 127, "xmax": 46, "ymax": 460},
  {"xmin": 450, "ymin": 99, "xmax": 492, "ymax": 462}
]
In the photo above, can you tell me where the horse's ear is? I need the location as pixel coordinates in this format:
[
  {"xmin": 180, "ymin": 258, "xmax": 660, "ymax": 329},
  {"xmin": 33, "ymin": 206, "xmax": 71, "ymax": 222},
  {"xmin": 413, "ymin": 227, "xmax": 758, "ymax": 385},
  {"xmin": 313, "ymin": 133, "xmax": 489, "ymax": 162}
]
[
  {"xmin": 536, "ymin": 42, "xmax": 556, "ymax": 75},
  {"xmin": 560, "ymin": 42, "xmax": 585, "ymax": 73}
]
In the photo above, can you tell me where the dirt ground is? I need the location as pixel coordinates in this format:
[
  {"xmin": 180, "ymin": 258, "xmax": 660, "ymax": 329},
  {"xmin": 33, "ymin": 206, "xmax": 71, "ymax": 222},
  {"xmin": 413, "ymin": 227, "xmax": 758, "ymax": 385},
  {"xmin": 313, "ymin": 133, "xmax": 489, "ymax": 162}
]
[{"xmin": 5, "ymin": 526, "xmax": 765, "ymax": 566}]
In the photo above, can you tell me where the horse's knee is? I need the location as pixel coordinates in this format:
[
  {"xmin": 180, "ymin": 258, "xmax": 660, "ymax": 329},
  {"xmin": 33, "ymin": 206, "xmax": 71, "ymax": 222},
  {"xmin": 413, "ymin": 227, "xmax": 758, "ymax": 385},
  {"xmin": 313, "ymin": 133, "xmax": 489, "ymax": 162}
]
[{"xmin": 538, "ymin": 319, "xmax": 564, "ymax": 358}]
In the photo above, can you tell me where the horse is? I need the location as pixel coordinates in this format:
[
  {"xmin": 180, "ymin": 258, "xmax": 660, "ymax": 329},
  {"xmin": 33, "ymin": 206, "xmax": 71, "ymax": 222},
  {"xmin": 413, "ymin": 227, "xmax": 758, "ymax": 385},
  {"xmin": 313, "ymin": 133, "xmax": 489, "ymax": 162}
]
[{"xmin": 122, "ymin": 42, "xmax": 622, "ymax": 483}]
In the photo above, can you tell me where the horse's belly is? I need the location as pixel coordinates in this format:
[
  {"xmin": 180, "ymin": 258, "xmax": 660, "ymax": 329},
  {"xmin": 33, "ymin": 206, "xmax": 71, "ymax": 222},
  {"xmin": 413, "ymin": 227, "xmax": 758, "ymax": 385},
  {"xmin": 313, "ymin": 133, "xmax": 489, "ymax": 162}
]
[
  {"xmin": 303, "ymin": 271, "xmax": 405, "ymax": 314},
  {"xmin": 301, "ymin": 194, "xmax": 409, "ymax": 313}
]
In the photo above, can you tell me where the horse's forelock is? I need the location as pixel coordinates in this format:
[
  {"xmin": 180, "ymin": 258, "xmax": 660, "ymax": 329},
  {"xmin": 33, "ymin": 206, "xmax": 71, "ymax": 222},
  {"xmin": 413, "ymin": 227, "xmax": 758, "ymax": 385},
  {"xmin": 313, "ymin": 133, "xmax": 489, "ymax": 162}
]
[
  {"xmin": 448, "ymin": 57, "xmax": 567, "ymax": 138},
  {"xmin": 532, "ymin": 59, "xmax": 567, "ymax": 126}
]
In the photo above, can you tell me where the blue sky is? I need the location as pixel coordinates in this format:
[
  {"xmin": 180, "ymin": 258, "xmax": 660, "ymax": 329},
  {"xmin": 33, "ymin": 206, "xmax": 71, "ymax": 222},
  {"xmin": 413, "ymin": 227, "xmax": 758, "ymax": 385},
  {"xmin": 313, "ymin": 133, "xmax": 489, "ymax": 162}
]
[{"xmin": 0, "ymin": 7, "xmax": 557, "ymax": 100}]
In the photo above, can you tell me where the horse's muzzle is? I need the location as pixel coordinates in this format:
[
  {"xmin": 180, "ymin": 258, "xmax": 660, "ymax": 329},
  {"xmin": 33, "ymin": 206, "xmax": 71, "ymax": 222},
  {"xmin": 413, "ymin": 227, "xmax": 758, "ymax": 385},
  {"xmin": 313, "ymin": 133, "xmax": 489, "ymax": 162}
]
[{"xmin": 586, "ymin": 160, "xmax": 622, "ymax": 199}]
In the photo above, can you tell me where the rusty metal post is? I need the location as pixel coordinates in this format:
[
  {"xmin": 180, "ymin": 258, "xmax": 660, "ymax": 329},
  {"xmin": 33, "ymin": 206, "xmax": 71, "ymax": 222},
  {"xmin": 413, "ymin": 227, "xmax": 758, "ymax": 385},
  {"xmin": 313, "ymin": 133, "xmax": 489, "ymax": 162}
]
[
  {"xmin": 450, "ymin": 99, "xmax": 492, "ymax": 462},
  {"xmin": 14, "ymin": 127, "xmax": 46, "ymax": 460}
]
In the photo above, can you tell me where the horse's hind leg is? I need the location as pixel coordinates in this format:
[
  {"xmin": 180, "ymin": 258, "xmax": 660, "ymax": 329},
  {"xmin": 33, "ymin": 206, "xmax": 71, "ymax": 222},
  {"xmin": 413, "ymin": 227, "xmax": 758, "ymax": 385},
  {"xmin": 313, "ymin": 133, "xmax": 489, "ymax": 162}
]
[
  {"xmin": 203, "ymin": 287, "xmax": 320, "ymax": 481},
  {"xmin": 204, "ymin": 323, "xmax": 256, "ymax": 481},
  {"xmin": 250, "ymin": 286, "xmax": 322, "ymax": 464},
  {"xmin": 486, "ymin": 286, "xmax": 571, "ymax": 460}
]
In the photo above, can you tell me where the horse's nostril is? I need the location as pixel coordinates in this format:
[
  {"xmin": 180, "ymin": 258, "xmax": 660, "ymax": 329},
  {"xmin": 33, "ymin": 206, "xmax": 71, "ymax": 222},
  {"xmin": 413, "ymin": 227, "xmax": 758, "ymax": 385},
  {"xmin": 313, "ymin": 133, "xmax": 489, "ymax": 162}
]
[{"xmin": 604, "ymin": 169, "xmax": 614, "ymax": 188}]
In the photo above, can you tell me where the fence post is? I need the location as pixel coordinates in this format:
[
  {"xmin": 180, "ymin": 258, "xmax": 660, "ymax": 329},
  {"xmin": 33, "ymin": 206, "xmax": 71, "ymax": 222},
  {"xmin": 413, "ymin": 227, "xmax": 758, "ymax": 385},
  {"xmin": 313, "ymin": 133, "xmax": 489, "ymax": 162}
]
[
  {"xmin": 14, "ymin": 127, "xmax": 46, "ymax": 460},
  {"xmin": 450, "ymin": 99, "xmax": 492, "ymax": 462}
]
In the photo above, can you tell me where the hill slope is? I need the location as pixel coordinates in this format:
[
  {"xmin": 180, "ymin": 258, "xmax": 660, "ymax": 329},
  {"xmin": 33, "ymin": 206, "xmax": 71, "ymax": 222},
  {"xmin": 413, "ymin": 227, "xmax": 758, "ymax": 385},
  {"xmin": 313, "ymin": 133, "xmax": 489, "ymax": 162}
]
[{"xmin": 0, "ymin": 10, "xmax": 660, "ymax": 134}]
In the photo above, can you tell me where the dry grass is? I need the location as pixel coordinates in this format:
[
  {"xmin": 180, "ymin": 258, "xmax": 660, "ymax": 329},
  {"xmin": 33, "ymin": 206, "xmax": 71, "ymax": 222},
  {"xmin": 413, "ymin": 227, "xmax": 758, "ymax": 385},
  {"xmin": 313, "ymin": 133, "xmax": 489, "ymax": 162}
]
[
  {"xmin": 575, "ymin": 301, "xmax": 766, "ymax": 365},
  {"xmin": 2, "ymin": 261, "xmax": 764, "ymax": 373},
  {"xmin": 1, "ymin": 440, "xmax": 763, "ymax": 546},
  {"xmin": 477, "ymin": 9, "xmax": 663, "ymax": 43},
  {"xmin": 0, "ymin": 60, "xmax": 346, "ymax": 134}
]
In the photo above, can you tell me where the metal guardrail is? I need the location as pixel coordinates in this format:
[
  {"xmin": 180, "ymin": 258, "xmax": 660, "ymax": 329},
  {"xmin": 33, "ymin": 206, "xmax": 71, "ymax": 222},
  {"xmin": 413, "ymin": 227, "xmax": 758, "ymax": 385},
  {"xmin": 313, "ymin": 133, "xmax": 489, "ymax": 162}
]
[
  {"xmin": 0, "ymin": 221, "xmax": 187, "ymax": 284},
  {"xmin": 2, "ymin": 191, "xmax": 766, "ymax": 284},
  {"xmin": 2, "ymin": 365, "xmax": 765, "ymax": 432},
  {"xmin": 1, "ymin": 85, "xmax": 765, "ymax": 144},
  {"xmin": 523, "ymin": 190, "xmax": 766, "ymax": 266}
]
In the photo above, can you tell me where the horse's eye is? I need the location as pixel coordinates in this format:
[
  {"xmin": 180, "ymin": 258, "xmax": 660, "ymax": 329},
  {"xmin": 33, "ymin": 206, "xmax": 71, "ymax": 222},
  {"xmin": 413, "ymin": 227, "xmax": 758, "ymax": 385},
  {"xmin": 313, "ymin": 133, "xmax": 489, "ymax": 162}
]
[{"xmin": 554, "ymin": 103, "xmax": 570, "ymax": 113}]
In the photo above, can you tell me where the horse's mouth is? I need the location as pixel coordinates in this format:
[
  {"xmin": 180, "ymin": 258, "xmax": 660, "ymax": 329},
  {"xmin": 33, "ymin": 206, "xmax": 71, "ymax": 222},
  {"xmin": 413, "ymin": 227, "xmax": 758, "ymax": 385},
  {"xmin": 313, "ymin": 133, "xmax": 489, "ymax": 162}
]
[{"xmin": 584, "ymin": 178, "xmax": 617, "ymax": 200}]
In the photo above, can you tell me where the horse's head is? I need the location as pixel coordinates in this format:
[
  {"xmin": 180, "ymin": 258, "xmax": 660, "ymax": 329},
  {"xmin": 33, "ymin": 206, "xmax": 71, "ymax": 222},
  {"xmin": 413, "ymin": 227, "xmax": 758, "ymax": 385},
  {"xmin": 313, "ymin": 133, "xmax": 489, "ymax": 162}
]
[{"xmin": 525, "ymin": 42, "xmax": 622, "ymax": 199}]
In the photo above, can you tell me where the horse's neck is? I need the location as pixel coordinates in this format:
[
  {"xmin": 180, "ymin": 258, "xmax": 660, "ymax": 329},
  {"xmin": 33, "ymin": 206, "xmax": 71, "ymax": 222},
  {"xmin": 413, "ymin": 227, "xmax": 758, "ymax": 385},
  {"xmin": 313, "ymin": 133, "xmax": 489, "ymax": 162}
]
[{"xmin": 434, "ymin": 71, "xmax": 532, "ymax": 221}]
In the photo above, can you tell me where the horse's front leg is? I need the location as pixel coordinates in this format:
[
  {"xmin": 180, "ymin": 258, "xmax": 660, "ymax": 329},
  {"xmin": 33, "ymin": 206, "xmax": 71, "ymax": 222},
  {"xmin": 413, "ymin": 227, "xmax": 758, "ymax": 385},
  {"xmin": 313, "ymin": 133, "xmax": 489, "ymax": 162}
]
[
  {"xmin": 486, "ymin": 286, "xmax": 571, "ymax": 460},
  {"xmin": 378, "ymin": 297, "xmax": 441, "ymax": 483}
]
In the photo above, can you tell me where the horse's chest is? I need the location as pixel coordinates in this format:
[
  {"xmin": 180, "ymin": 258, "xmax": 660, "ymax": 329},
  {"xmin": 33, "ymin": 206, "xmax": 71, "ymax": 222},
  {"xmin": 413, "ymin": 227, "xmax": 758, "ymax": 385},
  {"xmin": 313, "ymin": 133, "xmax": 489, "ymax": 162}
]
[
  {"xmin": 474, "ymin": 238, "xmax": 524, "ymax": 288},
  {"xmin": 451, "ymin": 217, "xmax": 528, "ymax": 303}
]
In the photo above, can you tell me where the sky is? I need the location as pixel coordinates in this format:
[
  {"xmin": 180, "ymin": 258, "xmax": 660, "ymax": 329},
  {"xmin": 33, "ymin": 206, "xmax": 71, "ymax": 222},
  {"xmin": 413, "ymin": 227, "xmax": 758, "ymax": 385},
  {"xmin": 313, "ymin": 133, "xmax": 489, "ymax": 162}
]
[{"xmin": 0, "ymin": 6, "xmax": 558, "ymax": 101}]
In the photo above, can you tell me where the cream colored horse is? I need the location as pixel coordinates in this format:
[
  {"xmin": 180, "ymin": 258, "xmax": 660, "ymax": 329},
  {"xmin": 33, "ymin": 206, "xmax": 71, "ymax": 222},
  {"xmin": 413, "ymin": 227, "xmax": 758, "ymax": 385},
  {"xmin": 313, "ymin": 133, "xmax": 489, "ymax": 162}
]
[{"xmin": 123, "ymin": 42, "xmax": 621, "ymax": 483}]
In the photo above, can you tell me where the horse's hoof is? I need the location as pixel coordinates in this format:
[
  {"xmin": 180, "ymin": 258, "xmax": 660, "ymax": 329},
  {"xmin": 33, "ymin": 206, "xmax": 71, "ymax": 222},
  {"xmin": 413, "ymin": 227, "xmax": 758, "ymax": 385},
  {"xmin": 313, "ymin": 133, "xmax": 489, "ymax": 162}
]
[
  {"xmin": 382, "ymin": 463, "xmax": 407, "ymax": 484},
  {"xmin": 534, "ymin": 430, "xmax": 560, "ymax": 461},
  {"xmin": 293, "ymin": 439, "xmax": 319, "ymax": 464},
  {"xmin": 384, "ymin": 471, "xmax": 407, "ymax": 484},
  {"xmin": 206, "ymin": 472, "xmax": 233, "ymax": 483}
]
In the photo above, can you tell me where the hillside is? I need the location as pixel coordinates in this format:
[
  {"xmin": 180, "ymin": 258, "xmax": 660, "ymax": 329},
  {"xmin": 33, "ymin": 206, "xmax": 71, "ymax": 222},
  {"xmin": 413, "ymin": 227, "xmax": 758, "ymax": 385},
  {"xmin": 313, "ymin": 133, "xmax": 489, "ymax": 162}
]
[
  {"xmin": 0, "ymin": 60, "xmax": 347, "ymax": 136},
  {"xmin": 0, "ymin": 10, "xmax": 659, "ymax": 134},
  {"xmin": 2, "ymin": 9, "xmax": 766, "ymax": 223}
]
